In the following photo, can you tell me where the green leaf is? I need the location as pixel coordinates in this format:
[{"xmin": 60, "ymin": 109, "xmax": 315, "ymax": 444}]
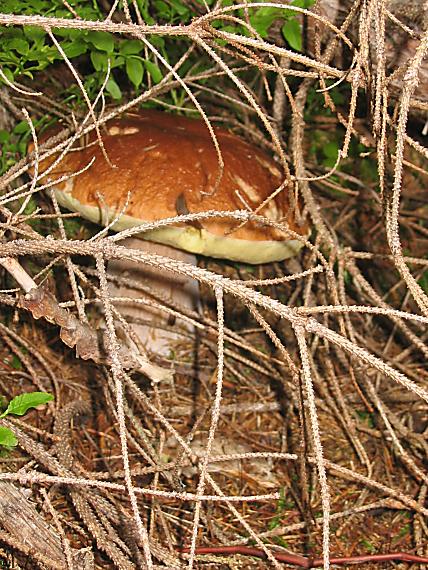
[
  {"xmin": 63, "ymin": 217, "xmax": 83, "ymax": 238},
  {"xmin": 418, "ymin": 270, "xmax": 428, "ymax": 293},
  {"xmin": 323, "ymin": 141, "xmax": 339, "ymax": 159},
  {"xmin": 1, "ymin": 68, "xmax": 14, "ymax": 83},
  {"xmin": 111, "ymin": 55, "xmax": 125, "ymax": 68},
  {"xmin": 8, "ymin": 38, "xmax": 29, "ymax": 55},
  {"xmin": 126, "ymin": 57, "xmax": 144, "ymax": 88},
  {"xmin": 1, "ymin": 392, "xmax": 53, "ymax": 418},
  {"xmin": 120, "ymin": 40, "xmax": 142, "ymax": 55},
  {"xmin": 330, "ymin": 90, "xmax": 345, "ymax": 105},
  {"xmin": 23, "ymin": 26, "xmax": 46, "ymax": 45},
  {"xmin": 0, "ymin": 131, "xmax": 10, "ymax": 144},
  {"xmin": 250, "ymin": 7, "xmax": 281, "ymax": 39},
  {"xmin": 90, "ymin": 50, "xmax": 108, "ymax": 71},
  {"xmin": 144, "ymin": 60, "xmax": 163, "ymax": 84},
  {"xmin": 55, "ymin": 28, "xmax": 83, "ymax": 40},
  {"xmin": 153, "ymin": 0, "xmax": 170, "ymax": 19},
  {"xmin": 13, "ymin": 121, "xmax": 31, "ymax": 135},
  {"xmin": 292, "ymin": 0, "xmax": 316, "ymax": 7},
  {"xmin": 74, "ymin": 3, "xmax": 102, "ymax": 20},
  {"xmin": 148, "ymin": 35, "xmax": 164, "ymax": 49},
  {"xmin": 282, "ymin": 18, "xmax": 302, "ymax": 51},
  {"xmin": 0, "ymin": 427, "xmax": 17, "ymax": 448},
  {"xmin": 87, "ymin": 31, "xmax": 114, "ymax": 53},
  {"xmin": 17, "ymin": 141, "xmax": 28, "ymax": 155},
  {"xmin": 135, "ymin": 0, "xmax": 155, "ymax": 24},
  {"xmin": 10, "ymin": 355, "xmax": 22, "ymax": 370},
  {"xmin": 23, "ymin": 196, "xmax": 38, "ymax": 215},
  {"xmin": 106, "ymin": 77, "xmax": 122, "ymax": 100},
  {"xmin": 167, "ymin": 0, "xmax": 190, "ymax": 17},
  {"xmin": 63, "ymin": 41, "xmax": 88, "ymax": 59}
]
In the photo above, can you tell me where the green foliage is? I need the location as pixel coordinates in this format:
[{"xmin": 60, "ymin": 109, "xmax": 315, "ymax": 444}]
[
  {"xmin": 126, "ymin": 57, "xmax": 144, "ymax": 88},
  {"xmin": 62, "ymin": 216, "xmax": 85, "ymax": 238},
  {"xmin": 0, "ymin": 391, "xmax": 53, "ymax": 449},
  {"xmin": 211, "ymin": 0, "xmax": 314, "ymax": 49},
  {"xmin": 9, "ymin": 355, "xmax": 23, "ymax": 370},
  {"xmin": 0, "ymin": 116, "xmax": 52, "ymax": 176},
  {"xmin": 0, "ymin": 427, "xmax": 18, "ymax": 449},
  {"xmin": 282, "ymin": 18, "xmax": 303, "ymax": 51},
  {"xmin": 0, "ymin": 0, "xmax": 316, "ymax": 98},
  {"xmin": 307, "ymin": 103, "xmax": 377, "ymax": 195},
  {"xmin": 249, "ymin": 0, "xmax": 314, "ymax": 49},
  {"xmin": 360, "ymin": 538, "xmax": 376, "ymax": 554},
  {"xmin": 418, "ymin": 270, "xmax": 428, "ymax": 293},
  {"xmin": 1, "ymin": 392, "xmax": 54, "ymax": 418},
  {"xmin": 305, "ymin": 82, "xmax": 346, "ymax": 119},
  {"xmin": 309, "ymin": 130, "xmax": 339, "ymax": 169},
  {"xmin": 144, "ymin": 60, "xmax": 163, "ymax": 84},
  {"xmin": 267, "ymin": 487, "xmax": 294, "ymax": 532},
  {"xmin": 322, "ymin": 141, "xmax": 340, "ymax": 167},
  {"xmin": 0, "ymin": 0, "xmax": 169, "ymax": 100},
  {"xmin": 0, "ymin": 0, "xmax": 315, "ymax": 175},
  {"xmin": 397, "ymin": 523, "xmax": 410, "ymax": 538},
  {"xmin": 148, "ymin": 0, "xmax": 191, "ymax": 22},
  {"xmin": 1, "ymin": 0, "xmax": 100, "ymax": 18},
  {"xmin": 249, "ymin": 7, "xmax": 282, "ymax": 39},
  {"xmin": 356, "ymin": 410, "xmax": 374, "ymax": 428}
]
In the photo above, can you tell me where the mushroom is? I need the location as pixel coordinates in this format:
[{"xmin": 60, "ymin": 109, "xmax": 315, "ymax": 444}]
[{"xmin": 31, "ymin": 109, "xmax": 307, "ymax": 360}]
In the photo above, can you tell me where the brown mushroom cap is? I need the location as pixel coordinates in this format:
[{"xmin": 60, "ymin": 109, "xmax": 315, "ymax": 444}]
[{"xmin": 34, "ymin": 110, "xmax": 307, "ymax": 263}]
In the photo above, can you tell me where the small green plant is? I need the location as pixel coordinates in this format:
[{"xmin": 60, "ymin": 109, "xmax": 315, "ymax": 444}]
[
  {"xmin": 1, "ymin": 0, "xmax": 313, "ymax": 97},
  {"xmin": 397, "ymin": 523, "xmax": 411, "ymax": 539},
  {"xmin": 0, "ymin": 0, "xmax": 172, "ymax": 103},
  {"xmin": 267, "ymin": 487, "xmax": 294, "ymax": 531},
  {"xmin": 356, "ymin": 409, "xmax": 375, "ymax": 428},
  {"xmin": 250, "ymin": 0, "xmax": 314, "ymax": 51},
  {"xmin": 360, "ymin": 538, "xmax": 376, "ymax": 554},
  {"xmin": 212, "ymin": 0, "xmax": 315, "ymax": 51},
  {"xmin": 0, "ymin": 392, "xmax": 54, "ymax": 449},
  {"xmin": 0, "ymin": 23, "xmax": 164, "ymax": 101},
  {"xmin": 0, "ymin": 116, "xmax": 53, "ymax": 176}
]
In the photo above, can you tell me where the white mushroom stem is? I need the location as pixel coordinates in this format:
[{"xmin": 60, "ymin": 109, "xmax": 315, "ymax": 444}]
[{"xmin": 107, "ymin": 238, "xmax": 199, "ymax": 359}]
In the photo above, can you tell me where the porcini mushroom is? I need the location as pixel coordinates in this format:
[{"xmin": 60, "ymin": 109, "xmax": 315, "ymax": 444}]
[{"xmin": 31, "ymin": 109, "xmax": 307, "ymax": 358}]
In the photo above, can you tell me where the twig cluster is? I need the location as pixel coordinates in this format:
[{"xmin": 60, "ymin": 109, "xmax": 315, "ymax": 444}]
[{"xmin": 0, "ymin": 0, "xmax": 427, "ymax": 568}]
